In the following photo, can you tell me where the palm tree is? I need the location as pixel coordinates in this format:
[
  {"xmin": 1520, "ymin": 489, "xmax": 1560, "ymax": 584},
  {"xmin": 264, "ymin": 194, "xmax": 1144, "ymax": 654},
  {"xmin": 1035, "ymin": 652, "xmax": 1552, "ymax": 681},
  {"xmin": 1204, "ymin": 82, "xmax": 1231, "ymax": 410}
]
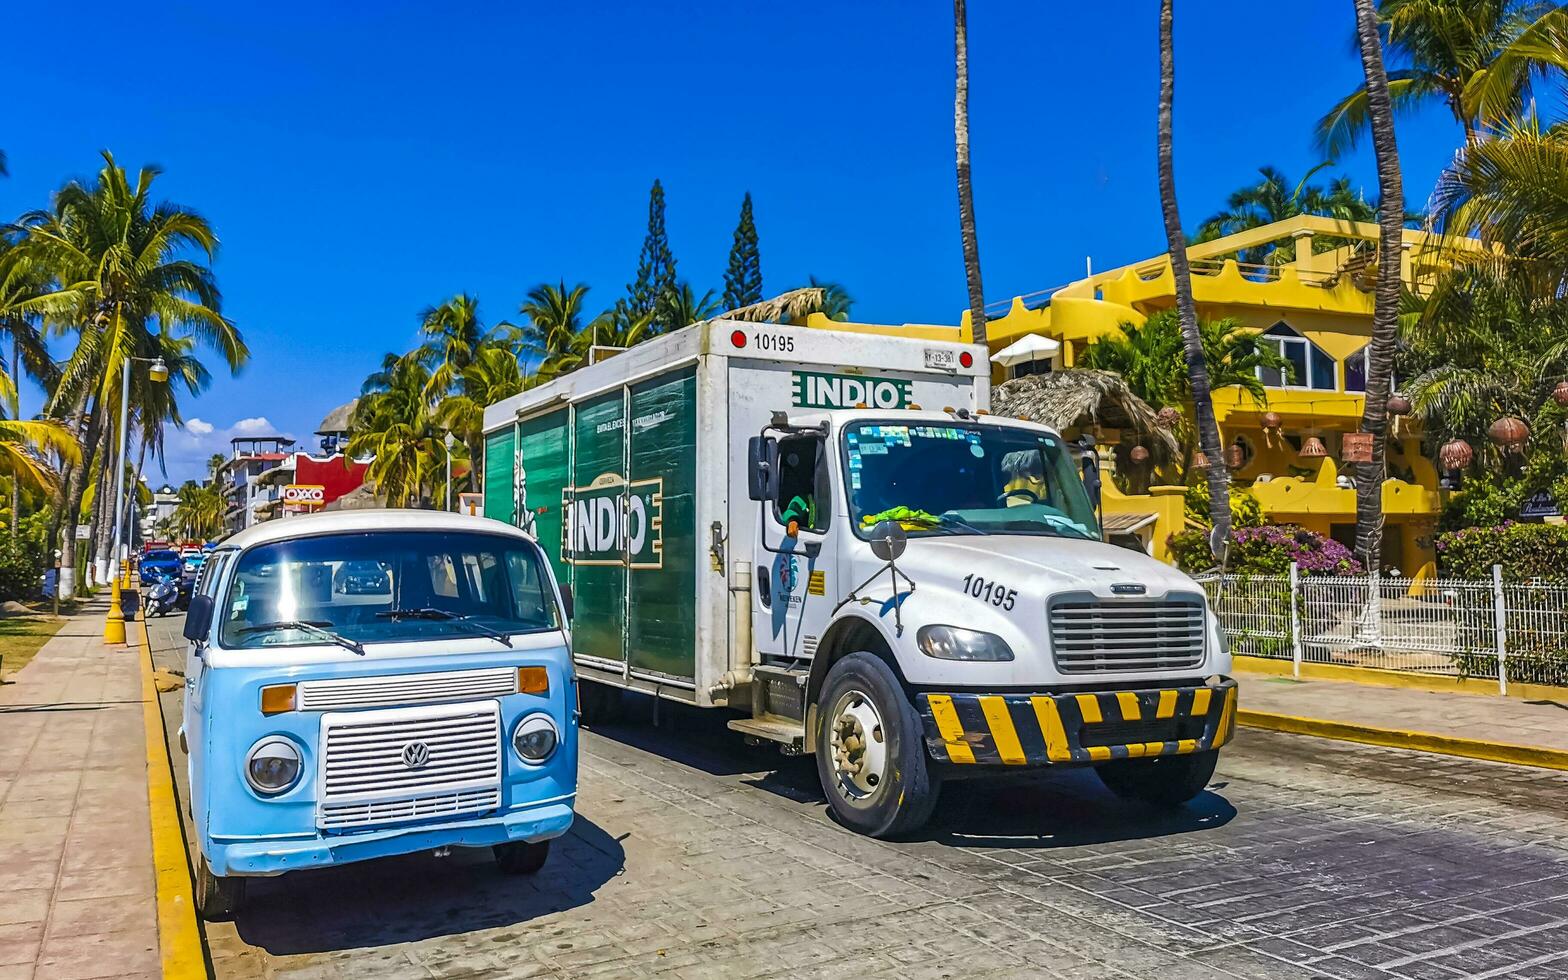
[
  {"xmin": 1192, "ymin": 165, "xmax": 1379, "ymax": 264},
  {"xmin": 1350, "ymin": 0, "xmax": 1408, "ymax": 580},
  {"xmin": 170, "ymin": 479, "xmax": 224, "ymax": 541},
  {"xmin": 663, "ymin": 283, "xmax": 720, "ymax": 329},
  {"xmin": 1316, "ymin": 0, "xmax": 1568, "ymax": 156},
  {"xmin": 518, "ymin": 281, "xmax": 590, "ymax": 374},
  {"xmin": 14, "ymin": 151, "xmax": 245, "ymax": 595},
  {"xmin": 1078, "ymin": 312, "xmax": 1289, "ymax": 411},
  {"xmin": 438, "ymin": 346, "xmax": 526, "ymax": 491},
  {"xmin": 1158, "ymin": 0, "xmax": 1231, "ymax": 549},
  {"xmin": 349, "ymin": 353, "xmax": 441, "ymax": 507},
  {"xmin": 417, "ymin": 293, "xmax": 513, "ymax": 398},
  {"xmin": 953, "ymin": 0, "xmax": 988, "ymax": 346},
  {"xmin": 1432, "ymin": 118, "xmax": 1568, "ymax": 278}
]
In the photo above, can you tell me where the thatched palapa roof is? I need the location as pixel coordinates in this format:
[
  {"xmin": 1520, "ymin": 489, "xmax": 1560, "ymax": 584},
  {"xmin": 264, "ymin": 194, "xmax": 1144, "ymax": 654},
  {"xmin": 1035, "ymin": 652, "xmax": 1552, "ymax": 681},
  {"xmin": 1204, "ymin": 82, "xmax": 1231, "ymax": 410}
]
[
  {"xmin": 992, "ymin": 369, "xmax": 1179, "ymax": 459},
  {"xmin": 717, "ymin": 287, "xmax": 827, "ymax": 323}
]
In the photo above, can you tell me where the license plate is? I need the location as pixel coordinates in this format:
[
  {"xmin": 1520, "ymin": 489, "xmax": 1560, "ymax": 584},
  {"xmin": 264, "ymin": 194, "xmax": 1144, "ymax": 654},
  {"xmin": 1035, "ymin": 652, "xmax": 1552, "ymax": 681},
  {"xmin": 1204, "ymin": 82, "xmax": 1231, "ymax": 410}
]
[{"xmin": 924, "ymin": 348, "xmax": 956, "ymax": 370}]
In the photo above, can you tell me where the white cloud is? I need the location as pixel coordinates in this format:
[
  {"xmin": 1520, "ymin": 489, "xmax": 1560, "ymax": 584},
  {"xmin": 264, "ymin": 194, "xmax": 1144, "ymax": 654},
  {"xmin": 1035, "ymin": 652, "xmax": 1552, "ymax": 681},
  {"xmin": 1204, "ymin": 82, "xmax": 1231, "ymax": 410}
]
[
  {"xmin": 232, "ymin": 416, "xmax": 273, "ymax": 435},
  {"xmin": 184, "ymin": 418, "xmax": 214, "ymax": 436}
]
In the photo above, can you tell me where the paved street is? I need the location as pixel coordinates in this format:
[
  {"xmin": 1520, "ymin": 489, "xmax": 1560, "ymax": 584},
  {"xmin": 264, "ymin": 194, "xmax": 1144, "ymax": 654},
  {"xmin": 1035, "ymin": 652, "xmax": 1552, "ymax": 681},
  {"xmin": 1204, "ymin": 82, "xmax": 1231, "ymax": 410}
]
[{"xmin": 146, "ymin": 615, "xmax": 1568, "ymax": 979}]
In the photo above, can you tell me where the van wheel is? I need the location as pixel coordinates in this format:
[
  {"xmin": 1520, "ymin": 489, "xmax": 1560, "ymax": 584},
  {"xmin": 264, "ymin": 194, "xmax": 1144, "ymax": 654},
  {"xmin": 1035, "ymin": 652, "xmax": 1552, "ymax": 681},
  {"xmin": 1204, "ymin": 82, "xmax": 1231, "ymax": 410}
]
[
  {"xmin": 194, "ymin": 855, "xmax": 246, "ymax": 920},
  {"xmin": 1096, "ymin": 750, "xmax": 1219, "ymax": 807},
  {"xmin": 493, "ymin": 840, "xmax": 550, "ymax": 875},
  {"xmin": 577, "ymin": 680, "xmax": 623, "ymax": 726},
  {"xmin": 813, "ymin": 652, "xmax": 940, "ymax": 839}
]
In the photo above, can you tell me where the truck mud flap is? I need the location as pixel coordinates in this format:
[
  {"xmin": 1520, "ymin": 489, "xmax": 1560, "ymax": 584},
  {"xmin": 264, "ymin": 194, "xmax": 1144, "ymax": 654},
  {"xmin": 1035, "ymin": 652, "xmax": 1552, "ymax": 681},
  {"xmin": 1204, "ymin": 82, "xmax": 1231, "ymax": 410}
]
[{"xmin": 916, "ymin": 680, "xmax": 1238, "ymax": 767}]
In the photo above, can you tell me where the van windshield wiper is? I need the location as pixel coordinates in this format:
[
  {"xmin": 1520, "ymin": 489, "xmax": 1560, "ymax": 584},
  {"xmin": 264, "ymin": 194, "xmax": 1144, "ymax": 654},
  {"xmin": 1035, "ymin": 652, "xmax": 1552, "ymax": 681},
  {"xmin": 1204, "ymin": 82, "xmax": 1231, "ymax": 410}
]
[
  {"xmin": 375, "ymin": 608, "xmax": 514, "ymax": 648},
  {"xmin": 238, "ymin": 620, "xmax": 366, "ymax": 656}
]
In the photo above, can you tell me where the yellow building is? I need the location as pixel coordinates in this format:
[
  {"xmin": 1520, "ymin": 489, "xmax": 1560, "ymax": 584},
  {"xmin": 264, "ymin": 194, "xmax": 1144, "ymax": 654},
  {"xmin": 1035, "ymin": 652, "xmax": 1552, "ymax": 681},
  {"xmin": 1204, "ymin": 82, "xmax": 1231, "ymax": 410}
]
[{"xmin": 974, "ymin": 214, "xmax": 1466, "ymax": 578}]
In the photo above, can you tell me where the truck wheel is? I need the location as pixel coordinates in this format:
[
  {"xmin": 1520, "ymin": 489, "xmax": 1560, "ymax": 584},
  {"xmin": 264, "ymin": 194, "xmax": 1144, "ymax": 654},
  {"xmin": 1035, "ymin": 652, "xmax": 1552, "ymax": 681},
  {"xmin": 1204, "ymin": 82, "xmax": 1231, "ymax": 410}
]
[
  {"xmin": 194, "ymin": 855, "xmax": 247, "ymax": 920},
  {"xmin": 577, "ymin": 680, "xmax": 623, "ymax": 727},
  {"xmin": 493, "ymin": 840, "xmax": 550, "ymax": 875},
  {"xmin": 813, "ymin": 652, "xmax": 940, "ymax": 839},
  {"xmin": 1096, "ymin": 750, "xmax": 1219, "ymax": 807}
]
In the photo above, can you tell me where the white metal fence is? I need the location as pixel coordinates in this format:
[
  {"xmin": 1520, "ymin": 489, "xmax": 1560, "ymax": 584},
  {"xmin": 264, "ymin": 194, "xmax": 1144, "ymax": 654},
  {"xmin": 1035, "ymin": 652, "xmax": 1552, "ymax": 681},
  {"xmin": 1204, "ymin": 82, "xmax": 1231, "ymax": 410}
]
[{"xmin": 1195, "ymin": 565, "xmax": 1568, "ymax": 693}]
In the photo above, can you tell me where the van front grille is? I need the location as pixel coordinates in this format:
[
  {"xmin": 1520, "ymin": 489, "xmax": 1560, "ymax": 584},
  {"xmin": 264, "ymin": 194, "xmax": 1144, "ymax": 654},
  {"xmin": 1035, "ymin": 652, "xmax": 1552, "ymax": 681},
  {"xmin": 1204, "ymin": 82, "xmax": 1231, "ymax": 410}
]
[
  {"xmin": 1050, "ymin": 595, "xmax": 1207, "ymax": 674},
  {"xmin": 299, "ymin": 667, "xmax": 516, "ymax": 711}
]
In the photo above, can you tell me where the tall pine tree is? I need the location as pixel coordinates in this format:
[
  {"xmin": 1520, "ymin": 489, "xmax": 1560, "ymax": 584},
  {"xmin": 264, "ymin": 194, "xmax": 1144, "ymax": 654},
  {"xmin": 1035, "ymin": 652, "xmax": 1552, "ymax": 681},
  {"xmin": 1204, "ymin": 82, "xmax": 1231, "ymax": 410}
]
[
  {"xmin": 621, "ymin": 179, "xmax": 679, "ymax": 331},
  {"xmin": 721, "ymin": 192, "xmax": 763, "ymax": 311}
]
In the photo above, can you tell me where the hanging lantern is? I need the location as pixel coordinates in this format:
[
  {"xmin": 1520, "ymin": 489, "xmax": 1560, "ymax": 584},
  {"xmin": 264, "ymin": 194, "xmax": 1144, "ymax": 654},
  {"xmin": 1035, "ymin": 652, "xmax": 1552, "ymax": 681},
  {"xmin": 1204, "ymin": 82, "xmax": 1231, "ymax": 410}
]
[
  {"xmin": 1438, "ymin": 438, "xmax": 1473, "ymax": 471},
  {"xmin": 1553, "ymin": 381, "xmax": 1568, "ymax": 407},
  {"xmin": 1487, "ymin": 416, "xmax": 1530, "ymax": 452},
  {"xmin": 1156, "ymin": 406, "xmax": 1181, "ymax": 428},
  {"xmin": 1386, "ymin": 394, "xmax": 1412, "ymax": 417},
  {"xmin": 1191, "ymin": 451, "xmax": 1210, "ymax": 469},
  {"xmin": 1298, "ymin": 436, "xmax": 1328, "ymax": 459},
  {"xmin": 1261, "ymin": 411, "xmax": 1283, "ymax": 430},
  {"xmin": 1129, "ymin": 445, "xmax": 1150, "ymax": 464},
  {"xmin": 1226, "ymin": 444, "xmax": 1244, "ymax": 469},
  {"xmin": 1341, "ymin": 432, "xmax": 1374, "ymax": 463}
]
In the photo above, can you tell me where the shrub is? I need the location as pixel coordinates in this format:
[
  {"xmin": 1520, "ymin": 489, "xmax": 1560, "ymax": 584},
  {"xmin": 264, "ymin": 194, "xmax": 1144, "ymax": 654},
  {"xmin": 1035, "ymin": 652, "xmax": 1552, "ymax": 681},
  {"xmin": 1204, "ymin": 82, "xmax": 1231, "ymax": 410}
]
[
  {"xmin": 1435, "ymin": 521, "xmax": 1568, "ymax": 582},
  {"xmin": 1183, "ymin": 482, "xmax": 1263, "ymax": 528},
  {"xmin": 1436, "ymin": 522, "xmax": 1568, "ymax": 686},
  {"xmin": 1168, "ymin": 523, "xmax": 1362, "ymax": 576}
]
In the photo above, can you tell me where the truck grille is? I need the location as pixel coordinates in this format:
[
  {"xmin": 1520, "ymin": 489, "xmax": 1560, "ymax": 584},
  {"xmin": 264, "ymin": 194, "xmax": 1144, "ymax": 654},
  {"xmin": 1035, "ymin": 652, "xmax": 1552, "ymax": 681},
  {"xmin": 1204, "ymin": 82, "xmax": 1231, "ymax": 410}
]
[
  {"xmin": 299, "ymin": 667, "xmax": 516, "ymax": 711},
  {"xmin": 1049, "ymin": 595, "xmax": 1206, "ymax": 674},
  {"xmin": 317, "ymin": 702, "xmax": 501, "ymax": 829}
]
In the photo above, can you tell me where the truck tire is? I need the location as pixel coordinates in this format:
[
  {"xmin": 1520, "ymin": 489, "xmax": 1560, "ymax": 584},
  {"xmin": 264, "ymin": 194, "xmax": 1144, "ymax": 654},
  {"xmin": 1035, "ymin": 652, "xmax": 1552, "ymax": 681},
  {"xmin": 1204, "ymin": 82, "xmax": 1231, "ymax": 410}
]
[
  {"xmin": 194, "ymin": 855, "xmax": 247, "ymax": 920},
  {"xmin": 493, "ymin": 840, "xmax": 550, "ymax": 875},
  {"xmin": 813, "ymin": 652, "xmax": 940, "ymax": 838},
  {"xmin": 577, "ymin": 680, "xmax": 623, "ymax": 727},
  {"xmin": 1095, "ymin": 749, "xmax": 1219, "ymax": 807}
]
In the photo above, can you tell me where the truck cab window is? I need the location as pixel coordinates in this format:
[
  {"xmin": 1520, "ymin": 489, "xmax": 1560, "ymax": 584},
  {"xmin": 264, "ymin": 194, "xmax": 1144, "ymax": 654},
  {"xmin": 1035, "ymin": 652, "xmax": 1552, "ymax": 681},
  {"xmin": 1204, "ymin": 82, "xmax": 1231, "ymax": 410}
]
[{"xmin": 774, "ymin": 435, "xmax": 829, "ymax": 532}]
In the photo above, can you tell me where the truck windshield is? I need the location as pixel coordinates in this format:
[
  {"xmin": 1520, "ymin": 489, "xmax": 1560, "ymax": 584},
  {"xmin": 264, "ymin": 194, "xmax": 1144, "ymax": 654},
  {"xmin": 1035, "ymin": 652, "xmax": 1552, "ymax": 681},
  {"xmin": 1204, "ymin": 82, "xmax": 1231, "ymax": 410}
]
[
  {"xmin": 843, "ymin": 420, "xmax": 1100, "ymax": 541},
  {"xmin": 217, "ymin": 530, "xmax": 560, "ymax": 650}
]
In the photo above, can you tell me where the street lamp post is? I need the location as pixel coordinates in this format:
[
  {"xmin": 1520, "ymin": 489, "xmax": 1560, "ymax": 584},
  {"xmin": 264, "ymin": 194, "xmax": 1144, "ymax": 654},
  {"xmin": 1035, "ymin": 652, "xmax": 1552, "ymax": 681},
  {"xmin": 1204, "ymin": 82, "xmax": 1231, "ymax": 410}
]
[
  {"xmin": 444, "ymin": 431, "xmax": 456, "ymax": 512},
  {"xmin": 104, "ymin": 355, "xmax": 167, "ymax": 645}
]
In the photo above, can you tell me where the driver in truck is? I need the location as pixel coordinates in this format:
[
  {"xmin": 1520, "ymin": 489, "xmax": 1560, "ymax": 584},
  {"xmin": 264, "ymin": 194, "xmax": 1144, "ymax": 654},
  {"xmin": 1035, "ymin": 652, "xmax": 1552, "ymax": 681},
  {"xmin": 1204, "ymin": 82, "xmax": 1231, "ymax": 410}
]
[{"xmin": 999, "ymin": 449, "xmax": 1048, "ymax": 506}]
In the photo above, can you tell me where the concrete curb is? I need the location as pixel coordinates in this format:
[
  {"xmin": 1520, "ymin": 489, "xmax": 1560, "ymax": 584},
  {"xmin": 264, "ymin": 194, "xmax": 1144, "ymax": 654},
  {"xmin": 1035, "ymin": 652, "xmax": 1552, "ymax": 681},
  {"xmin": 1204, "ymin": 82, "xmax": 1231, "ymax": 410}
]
[
  {"xmin": 135, "ymin": 615, "xmax": 208, "ymax": 978},
  {"xmin": 1237, "ymin": 708, "xmax": 1568, "ymax": 772}
]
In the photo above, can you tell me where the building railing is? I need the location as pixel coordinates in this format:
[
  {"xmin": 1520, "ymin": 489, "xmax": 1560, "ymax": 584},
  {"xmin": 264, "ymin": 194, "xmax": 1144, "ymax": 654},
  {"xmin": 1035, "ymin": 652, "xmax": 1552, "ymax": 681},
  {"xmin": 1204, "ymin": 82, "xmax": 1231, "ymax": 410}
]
[{"xmin": 1195, "ymin": 565, "xmax": 1568, "ymax": 694}]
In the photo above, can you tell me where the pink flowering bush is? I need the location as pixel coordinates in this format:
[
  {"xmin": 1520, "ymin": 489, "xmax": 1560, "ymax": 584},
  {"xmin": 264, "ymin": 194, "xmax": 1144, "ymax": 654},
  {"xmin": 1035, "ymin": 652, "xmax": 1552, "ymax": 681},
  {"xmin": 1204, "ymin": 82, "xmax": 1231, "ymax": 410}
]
[{"xmin": 1169, "ymin": 523, "xmax": 1362, "ymax": 576}]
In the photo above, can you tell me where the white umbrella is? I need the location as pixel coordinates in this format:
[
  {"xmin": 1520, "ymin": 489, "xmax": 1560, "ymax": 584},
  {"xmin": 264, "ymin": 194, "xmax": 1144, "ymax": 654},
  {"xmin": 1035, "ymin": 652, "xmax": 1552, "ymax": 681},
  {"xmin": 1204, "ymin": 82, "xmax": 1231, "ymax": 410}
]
[{"xmin": 989, "ymin": 333, "xmax": 1062, "ymax": 368}]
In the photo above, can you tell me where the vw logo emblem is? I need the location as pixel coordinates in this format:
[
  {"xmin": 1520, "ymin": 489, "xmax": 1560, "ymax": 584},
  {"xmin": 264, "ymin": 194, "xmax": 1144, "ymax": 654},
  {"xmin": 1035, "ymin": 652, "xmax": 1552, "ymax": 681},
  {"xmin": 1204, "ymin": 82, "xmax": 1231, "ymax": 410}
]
[{"xmin": 400, "ymin": 741, "xmax": 431, "ymax": 769}]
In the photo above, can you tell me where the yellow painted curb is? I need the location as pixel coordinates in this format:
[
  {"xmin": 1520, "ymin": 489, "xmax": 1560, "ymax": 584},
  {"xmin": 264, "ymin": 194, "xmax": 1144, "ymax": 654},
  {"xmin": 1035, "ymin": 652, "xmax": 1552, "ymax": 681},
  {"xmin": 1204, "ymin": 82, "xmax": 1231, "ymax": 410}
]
[
  {"xmin": 137, "ymin": 615, "xmax": 208, "ymax": 979},
  {"xmin": 1233, "ymin": 655, "xmax": 1568, "ymax": 703},
  {"xmin": 1237, "ymin": 708, "xmax": 1568, "ymax": 772}
]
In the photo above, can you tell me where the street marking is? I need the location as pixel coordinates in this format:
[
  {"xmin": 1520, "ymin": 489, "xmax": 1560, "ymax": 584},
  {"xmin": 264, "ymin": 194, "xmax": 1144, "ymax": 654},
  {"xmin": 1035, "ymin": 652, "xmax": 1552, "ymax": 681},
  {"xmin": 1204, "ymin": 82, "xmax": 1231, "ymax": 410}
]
[
  {"xmin": 978, "ymin": 696, "xmax": 1027, "ymax": 765},
  {"xmin": 927, "ymin": 695, "xmax": 976, "ymax": 764}
]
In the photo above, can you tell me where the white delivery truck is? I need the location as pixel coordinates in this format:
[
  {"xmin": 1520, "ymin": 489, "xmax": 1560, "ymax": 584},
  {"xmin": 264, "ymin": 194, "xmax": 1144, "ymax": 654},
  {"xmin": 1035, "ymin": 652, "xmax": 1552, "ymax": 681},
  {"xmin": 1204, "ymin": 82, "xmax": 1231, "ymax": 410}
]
[{"xmin": 481, "ymin": 319, "xmax": 1236, "ymax": 837}]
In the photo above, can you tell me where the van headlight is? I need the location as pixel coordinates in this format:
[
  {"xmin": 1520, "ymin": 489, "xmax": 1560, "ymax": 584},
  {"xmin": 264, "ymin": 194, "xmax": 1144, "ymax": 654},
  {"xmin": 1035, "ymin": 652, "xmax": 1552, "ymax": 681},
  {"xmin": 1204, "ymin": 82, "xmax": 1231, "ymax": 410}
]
[
  {"xmin": 512, "ymin": 714, "xmax": 559, "ymax": 765},
  {"xmin": 244, "ymin": 737, "xmax": 302, "ymax": 795},
  {"xmin": 917, "ymin": 625, "xmax": 1014, "ymax": 661}
]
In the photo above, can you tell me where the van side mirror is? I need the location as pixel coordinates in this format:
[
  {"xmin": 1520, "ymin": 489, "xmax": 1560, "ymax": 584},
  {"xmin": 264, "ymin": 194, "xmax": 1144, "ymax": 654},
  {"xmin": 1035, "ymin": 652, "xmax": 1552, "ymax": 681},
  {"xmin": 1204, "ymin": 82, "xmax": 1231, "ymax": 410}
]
[
  {"xmin": 747, "ymin": 435, "xmax": 779, "ymax": 502},
  {"xmin": 559, "ymin": 583, "xmax": 574, "ymax": 621},
  {"xmin": 183, "ymin": 594, "xmax": 214, "ymax": 643}
]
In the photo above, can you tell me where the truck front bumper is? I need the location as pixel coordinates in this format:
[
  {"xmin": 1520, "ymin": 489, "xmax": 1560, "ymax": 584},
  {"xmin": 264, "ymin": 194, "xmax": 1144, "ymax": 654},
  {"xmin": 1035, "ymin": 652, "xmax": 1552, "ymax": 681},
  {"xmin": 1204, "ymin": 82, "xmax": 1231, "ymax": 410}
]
[{"xmin": 917, "ymin": 678, "xmax": 1238, "ymax": 767}]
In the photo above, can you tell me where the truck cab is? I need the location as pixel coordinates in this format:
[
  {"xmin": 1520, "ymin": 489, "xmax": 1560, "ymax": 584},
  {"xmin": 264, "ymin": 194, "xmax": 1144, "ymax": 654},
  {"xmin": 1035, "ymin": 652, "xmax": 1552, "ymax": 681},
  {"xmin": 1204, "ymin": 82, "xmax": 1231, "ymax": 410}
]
[{"xmin": 741, "ymin": 408, "xmax": 1236, "ymax": 837}]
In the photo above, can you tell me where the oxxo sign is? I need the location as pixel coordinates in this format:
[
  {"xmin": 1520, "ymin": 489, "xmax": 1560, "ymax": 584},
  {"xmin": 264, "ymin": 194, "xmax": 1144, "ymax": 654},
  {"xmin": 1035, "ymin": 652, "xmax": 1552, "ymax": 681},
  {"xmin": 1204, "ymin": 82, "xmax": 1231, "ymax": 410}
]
[
  {"xmin": 791, "ymin": 371, "xmax": 911, "ymax": 410},
  {"xmin": 563, "ymin": 474, "xmax": 665, "ymax": 569},
  {"xmin": 281, "ymin": 484, "xmax": 326, "ymax": 506}
]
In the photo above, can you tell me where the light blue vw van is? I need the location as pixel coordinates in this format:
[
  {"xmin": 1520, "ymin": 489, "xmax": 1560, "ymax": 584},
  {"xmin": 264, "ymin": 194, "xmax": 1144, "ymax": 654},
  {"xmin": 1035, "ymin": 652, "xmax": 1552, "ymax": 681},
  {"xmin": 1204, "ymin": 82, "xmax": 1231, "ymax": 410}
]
[{"xmin": 180, "ymin": 510, "xmax": 578, "ymax": 919}]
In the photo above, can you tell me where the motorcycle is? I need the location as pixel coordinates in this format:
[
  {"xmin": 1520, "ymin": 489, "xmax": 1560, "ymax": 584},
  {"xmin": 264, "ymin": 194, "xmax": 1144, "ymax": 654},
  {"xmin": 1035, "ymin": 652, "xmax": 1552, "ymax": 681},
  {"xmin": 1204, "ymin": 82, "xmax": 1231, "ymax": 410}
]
[{"xmin": 145, "ymin": 574, "xmax": 180, "ymax": 618}]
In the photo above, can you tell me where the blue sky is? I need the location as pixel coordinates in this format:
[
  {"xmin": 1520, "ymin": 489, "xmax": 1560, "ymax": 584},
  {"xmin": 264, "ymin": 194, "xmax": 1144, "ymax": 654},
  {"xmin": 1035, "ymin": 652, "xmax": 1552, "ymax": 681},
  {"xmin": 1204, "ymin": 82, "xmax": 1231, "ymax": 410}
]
[{"xmin": 3, "ymin": 1, "xmax": 1466, "ymax": 484}]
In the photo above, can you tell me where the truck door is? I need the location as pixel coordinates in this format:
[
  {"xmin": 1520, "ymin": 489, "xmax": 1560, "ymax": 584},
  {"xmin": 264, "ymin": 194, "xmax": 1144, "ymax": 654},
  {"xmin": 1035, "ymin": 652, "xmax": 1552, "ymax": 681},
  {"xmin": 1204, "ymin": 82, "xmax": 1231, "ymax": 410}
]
[{"xmin": 754, "ymin": 433, "xmax": 837, "ymax": 663}]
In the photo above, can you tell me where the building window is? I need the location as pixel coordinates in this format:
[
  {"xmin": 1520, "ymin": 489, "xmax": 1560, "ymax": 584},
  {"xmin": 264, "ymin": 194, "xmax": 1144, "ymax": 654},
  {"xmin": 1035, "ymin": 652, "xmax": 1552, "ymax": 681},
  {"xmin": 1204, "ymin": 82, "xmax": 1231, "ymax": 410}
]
[
  {"xmin": 1257, "ymin": 323, "xmax": 1336, "ymax": 391},
  {"xmin": 1344, "ymin": 345, "xmax": 1393, "ymax": 393}
]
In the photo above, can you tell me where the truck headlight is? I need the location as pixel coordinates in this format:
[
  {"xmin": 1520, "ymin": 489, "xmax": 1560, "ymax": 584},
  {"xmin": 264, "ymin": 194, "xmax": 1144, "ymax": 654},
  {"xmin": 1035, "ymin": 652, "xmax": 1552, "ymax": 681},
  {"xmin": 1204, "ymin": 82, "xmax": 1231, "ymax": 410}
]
[
  {"xmin": 244, "ymin": 737, "xmax": 302, "ymax": 795},
  {"xmin": 512, "ymin": 714, "xmax": 559, "ymax": 765},
  {"xmin": 917, "ymin": 625, "xmax": 1014, "ymax": 662}
]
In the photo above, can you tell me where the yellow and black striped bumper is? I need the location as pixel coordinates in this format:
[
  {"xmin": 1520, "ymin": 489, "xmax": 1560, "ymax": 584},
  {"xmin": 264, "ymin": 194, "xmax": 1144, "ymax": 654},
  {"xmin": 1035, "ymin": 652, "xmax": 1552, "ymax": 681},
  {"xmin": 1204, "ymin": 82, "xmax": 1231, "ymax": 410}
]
[{"xmin": 918, "ymin": 679, "xmax": 1238, "ymax": 766}]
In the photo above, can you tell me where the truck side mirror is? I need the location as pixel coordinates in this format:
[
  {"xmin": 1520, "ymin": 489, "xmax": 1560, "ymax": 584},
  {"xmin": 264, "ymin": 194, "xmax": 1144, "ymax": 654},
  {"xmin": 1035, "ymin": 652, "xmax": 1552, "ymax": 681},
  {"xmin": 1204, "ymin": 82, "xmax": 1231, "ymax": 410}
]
[
  {"xmin": 868, "ymin": 521, "xmax": 907, "ymax": 562},
  {"xmin": 559, "ymin": 583, "xmax": 574, "ymax": 621},
  {"xmin": 183, "ymin": 594, "xmax": 214, "ymax": 643},
  {"xmin": 747, "ymin": 436, "xmax": 779, "ymax": 502}
]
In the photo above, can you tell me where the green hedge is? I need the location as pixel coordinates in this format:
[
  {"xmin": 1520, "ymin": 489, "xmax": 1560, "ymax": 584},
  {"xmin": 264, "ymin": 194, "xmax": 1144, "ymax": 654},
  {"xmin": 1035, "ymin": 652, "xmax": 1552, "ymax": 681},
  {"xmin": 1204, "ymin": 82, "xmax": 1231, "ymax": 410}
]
[{"xmin": 1436, "ymin": 522, "xmax": 1568, "ymax": 685}]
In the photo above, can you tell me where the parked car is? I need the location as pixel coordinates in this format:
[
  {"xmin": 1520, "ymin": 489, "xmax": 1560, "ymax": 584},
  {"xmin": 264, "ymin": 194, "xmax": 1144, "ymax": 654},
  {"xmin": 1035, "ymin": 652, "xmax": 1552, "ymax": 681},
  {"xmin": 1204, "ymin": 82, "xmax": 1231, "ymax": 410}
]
[
  {"xmin": 180, "ymin": 510, "xmax": 578, "ymax": 919},
  {"xmin": 183, "ymin": 551, "xmax": 207, "ymax": 576},
  {"xmin": 139, "ymin": 549, "xmax": 183, "ymax": 586}
]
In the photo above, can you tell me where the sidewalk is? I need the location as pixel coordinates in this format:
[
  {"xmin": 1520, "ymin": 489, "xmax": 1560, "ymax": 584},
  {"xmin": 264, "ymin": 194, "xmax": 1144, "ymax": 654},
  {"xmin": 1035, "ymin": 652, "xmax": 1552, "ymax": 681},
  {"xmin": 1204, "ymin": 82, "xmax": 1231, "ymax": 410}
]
[
  {"xmin": 0, "ymin": 600, "xmax": 161, "ymax": 980},
  {"xmin": 1236, "ymin": 667, "xmax": 1568, "ymax": 769}
]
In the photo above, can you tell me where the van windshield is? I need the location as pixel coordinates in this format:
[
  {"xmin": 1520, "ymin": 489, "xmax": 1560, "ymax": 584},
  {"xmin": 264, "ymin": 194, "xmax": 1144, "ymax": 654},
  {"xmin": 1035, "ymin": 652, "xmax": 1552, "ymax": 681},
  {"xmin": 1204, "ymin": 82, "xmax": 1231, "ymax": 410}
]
[
  {"xmin": 843, "ymin": 420, "xmax": 1100, "ymax": 541},
  {"xmin": 218, "ymin": 531, "xmax": 560, "ymax": 649}
]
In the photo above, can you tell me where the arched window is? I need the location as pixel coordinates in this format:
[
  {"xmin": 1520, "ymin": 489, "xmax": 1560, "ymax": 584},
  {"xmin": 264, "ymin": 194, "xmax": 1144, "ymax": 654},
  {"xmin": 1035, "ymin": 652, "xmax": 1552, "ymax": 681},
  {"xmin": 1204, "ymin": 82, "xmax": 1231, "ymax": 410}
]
[
  {"xmin": 1257, "ymin": 323, "xmax": 1336, "ymax": 391},
  {"xmin": 1344, "ymin": 344, "xmax": 1393, "ymax": 393}
]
